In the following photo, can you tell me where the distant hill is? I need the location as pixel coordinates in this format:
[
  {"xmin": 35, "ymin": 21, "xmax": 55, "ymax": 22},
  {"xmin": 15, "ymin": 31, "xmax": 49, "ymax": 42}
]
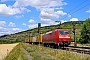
[{"xmin": 0, "ymin": 21, "xmax": 84, "ymax": 43}]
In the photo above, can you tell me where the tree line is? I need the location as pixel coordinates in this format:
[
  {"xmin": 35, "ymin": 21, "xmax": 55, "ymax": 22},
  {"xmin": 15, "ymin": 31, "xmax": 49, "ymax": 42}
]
[{"xmin": 79, "ymin": 18, "xmax": 90, "ymax": 44}]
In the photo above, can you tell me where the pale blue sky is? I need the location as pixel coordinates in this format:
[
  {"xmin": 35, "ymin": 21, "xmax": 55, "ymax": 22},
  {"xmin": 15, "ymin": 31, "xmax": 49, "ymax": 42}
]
[{"xmin": 0, "ymin": 0, "xmax": 90, "ymax": 36}]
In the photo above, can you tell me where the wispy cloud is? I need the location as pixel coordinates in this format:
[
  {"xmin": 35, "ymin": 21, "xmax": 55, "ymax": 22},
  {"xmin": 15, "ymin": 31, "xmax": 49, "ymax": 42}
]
[
  {"xmin": 8, "ymin": 22, "xmax": 16, "ymax": 27},
  {"xmin": 0, "ymin": 21, "xmax": 6, "ymax": 27},
  {"xmin": 29, "ymin": 19, "xmax": 36, "ymax": 23}
]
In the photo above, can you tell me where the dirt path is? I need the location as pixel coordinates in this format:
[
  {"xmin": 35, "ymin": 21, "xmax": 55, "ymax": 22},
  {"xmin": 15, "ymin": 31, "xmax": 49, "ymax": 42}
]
[
  {"xmin": 0, "ymin": 43, "xmax": 18, "ymax": 60},
  {"xmin": 22, "ymin": 48, "xmax": 33, "ymax": 60}
]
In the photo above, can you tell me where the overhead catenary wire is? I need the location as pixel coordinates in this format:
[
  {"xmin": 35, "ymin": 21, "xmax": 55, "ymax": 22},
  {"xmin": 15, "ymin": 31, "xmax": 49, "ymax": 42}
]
[
  {"xmin": 79, "ymin": 13, "xmax": 90, "ymax": 20},
  {"xmin": 67, "ymin": 0, "xmax": 88, "ymax": 14},
  {"xmin": 70, "ymin": 2, "xmax": 90, "ymax": 15},
  {"xmin": 60, "ymin": 0, "xmax": 89, "ymax": 20}
]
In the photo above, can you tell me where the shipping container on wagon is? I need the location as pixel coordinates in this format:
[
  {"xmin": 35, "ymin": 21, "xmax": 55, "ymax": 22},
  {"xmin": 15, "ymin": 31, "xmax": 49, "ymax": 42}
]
[
  {"xmin": 36, "ymin": 35, "xmax": 39, "ymax": 42},
  {"xmin": 32, "ymin": 36, "xmax": 36, "ymax": 42},
  {"xmin": 25, "ymin": 39, "xmax": 29, "ymax": 43},
  {"xmin": 38, "ymin": 34, "xmax": 43, "ymax": 43},
  {"xmin": 36, "ymin": 34, "xmax": 43, "ymax": 43},
  {"xmin": 29, "ymin": 37, "xmax": 33, "ymax": 42}
]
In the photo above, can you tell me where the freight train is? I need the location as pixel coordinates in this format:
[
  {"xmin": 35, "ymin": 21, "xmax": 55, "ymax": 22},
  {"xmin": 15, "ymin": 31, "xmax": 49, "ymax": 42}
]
[{"xmin": 25, "ymin": 28, "xmax": 71, "ymax": 47}]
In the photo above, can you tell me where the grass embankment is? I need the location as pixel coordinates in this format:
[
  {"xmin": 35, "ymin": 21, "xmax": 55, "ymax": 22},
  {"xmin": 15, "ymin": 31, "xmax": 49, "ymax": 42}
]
[
  {"xmin": 22, "ymin": 43, "xmax": 90, "ymax": 60},
  {"xmin": 3, "ymin": 43, "xmax": 28, "ymax": 60}
]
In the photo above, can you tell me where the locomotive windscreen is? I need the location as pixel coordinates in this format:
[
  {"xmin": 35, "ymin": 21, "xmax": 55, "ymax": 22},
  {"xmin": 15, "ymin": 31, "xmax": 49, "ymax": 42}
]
[{"xmin": 58, "ymin": 30, "xmax": 68, "ymax": 34}]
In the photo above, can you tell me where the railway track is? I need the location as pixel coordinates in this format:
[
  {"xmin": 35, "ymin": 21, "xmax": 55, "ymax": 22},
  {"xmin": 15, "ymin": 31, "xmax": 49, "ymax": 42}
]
[
  {"xmin": 63, "ymin": 46, "xmax": 90, "ymax": 55},
  {"xmin": 43, "ymin": 44, "xmax": 90, "ymax": 55},
  {"xmin": 27, "ymin": 43, "xmax": 90, "ymax": 55}
]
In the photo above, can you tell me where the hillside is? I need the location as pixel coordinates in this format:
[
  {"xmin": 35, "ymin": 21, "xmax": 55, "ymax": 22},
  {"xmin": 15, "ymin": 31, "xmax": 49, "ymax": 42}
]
[{"xmin": 0, "ymin": 21, "xmax": 84, "ymax": 43}]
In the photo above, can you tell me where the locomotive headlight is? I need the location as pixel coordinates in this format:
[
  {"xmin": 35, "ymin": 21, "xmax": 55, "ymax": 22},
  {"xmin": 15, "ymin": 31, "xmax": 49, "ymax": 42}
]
[
  {"xmin": 65, "ymin": 36, "xmax": 70, "ymax": 38},
  {"xmin": 59, "ymin": 36, "xmax": 70, "ymax": 38},
  {"xmin": 59, "ymin": 36, "xmax": 63, "ymax": 38}
]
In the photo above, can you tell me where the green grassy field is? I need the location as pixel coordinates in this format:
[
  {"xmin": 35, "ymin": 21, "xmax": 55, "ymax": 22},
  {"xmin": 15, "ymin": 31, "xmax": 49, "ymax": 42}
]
[
  {"xmin": 22, "ymin": 43, "xmax": 90, "ymax": 60},
  {"xmin": 3, "ymin": 43, "xmax": 28, "ymax": 60}
]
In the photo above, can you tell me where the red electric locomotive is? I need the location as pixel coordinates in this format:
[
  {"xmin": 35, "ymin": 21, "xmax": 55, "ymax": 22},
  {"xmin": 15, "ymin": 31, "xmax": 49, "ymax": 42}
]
[{"xmin": 42, "ymin": 28, "xmax": 71, "ymax": 47}]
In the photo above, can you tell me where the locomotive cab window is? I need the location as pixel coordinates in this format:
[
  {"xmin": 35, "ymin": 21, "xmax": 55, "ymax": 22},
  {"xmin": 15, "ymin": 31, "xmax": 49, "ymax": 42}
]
[{"xmin": 58, "ymin": 30, "xmax": 68, "ymax": 34}]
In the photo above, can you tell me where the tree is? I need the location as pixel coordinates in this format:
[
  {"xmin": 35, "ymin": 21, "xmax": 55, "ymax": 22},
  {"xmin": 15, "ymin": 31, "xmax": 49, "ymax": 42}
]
[{"xmin": 79, "ymin": 18, "xmax": 90, "ymax": 44}]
